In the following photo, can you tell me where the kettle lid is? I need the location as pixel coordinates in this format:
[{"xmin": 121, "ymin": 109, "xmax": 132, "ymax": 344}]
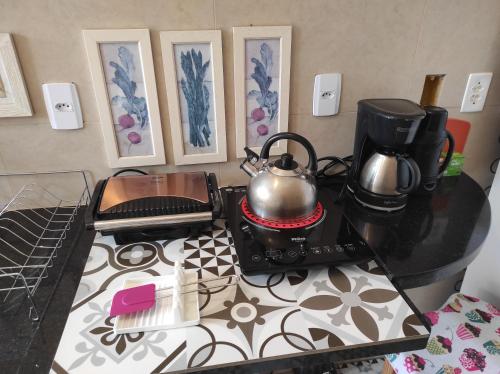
[{"xmin": 274, "ymin": 153, "xmax": 299, "ymax": 170}]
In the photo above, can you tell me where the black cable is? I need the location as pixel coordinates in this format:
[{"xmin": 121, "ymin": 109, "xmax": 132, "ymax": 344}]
[
  {"xmin": 316, "ymin": 155, "xmax": 353, "ymax": 202},
  {"xmin": 490, "ymin": 157, "xmax": 499, "ymax": 174},
  {"xmin": 484, "ymin": 157, "xmax": 499, "ymax": 192},
  {"xmin": 316, "ymin": 155, "xmax": 352, "ymax": 178},
  {"xmin": 112, "ymin": 168, "xmax": 148, "ymax": 177}
]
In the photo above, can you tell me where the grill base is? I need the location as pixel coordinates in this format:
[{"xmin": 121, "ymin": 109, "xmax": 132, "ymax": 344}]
[{"xmin": 104, "ymin": 222, "xmax": 211, "ymax": 245}]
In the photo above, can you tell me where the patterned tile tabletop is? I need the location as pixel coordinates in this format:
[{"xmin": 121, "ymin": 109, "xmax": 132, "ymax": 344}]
[{"xmin": 51, "ymin": 220, "xmax": 429, "ymax": 373}]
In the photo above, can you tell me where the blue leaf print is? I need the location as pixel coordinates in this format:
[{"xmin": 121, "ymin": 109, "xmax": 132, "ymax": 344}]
[
  {"xmin": 109, "ymin": 46, "xmax": 149, "ymax": 129},
  {"xmin": 132, "ymin": 96, "xmax": 148, "ymax": 127},
  {"xmin": 248, "ymin": 42, "xmax": 279, "ymax": 121},
  {"xmin": 118, "ymin": 46, "xmax": 135, "ymax": 74},
  {"xmin": 110, "ymin": 61, "xmax": 136, "ymax": 99},
  {"xmin": 180, "ymin": 49, "xmax": 211, "ymax": 148},
  {"xmin": 250, "ymin": 57, "xmax": 271, "ymax": 96},
  {"xmin": 260, "ymin": 42, "xmax": 273, "ymax": 76}
]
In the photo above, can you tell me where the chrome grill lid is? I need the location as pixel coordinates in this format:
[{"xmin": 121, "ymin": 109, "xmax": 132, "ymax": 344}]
[{"xmin": 97, "ymin": 172, "xmax": 211, "ymax": 219}]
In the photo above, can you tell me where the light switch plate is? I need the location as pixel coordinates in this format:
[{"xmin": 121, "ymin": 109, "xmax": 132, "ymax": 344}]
[
  {"xmin": 460, "ymin": 73, "xmax": 493, "ymax": 112},
  {"xmin": 313, "ymin": 73, "xmax": 341, "ymax": 116},
  {"xmin": 42, "ymin": 83, "xmax": 83, "ymax": 129}
]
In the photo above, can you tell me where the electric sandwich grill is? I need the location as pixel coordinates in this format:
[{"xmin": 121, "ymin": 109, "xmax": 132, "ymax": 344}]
[{"xmin": 86, "ymin": 172, "xmax": 221, "ymax": 244}]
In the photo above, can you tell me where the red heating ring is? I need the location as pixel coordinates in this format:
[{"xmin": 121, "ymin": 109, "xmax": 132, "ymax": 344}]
[{"xmin": 240, "ymin": 196, "xmax": 324, "ymax": 229}]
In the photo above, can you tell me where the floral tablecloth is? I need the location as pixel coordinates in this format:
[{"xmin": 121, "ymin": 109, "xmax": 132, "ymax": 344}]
[
  {"xmin": 388, "ymin": 293, "xmax": 500, "ymax": 373},
  {"xmin": 51, "ymin": 220, "xmax": 428, "ymax": 373}
]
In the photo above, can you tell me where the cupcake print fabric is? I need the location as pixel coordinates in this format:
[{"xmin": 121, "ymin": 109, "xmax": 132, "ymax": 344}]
[{"xmin": 388, "ymin": 293, "xmax": 500, "ymax": 373}]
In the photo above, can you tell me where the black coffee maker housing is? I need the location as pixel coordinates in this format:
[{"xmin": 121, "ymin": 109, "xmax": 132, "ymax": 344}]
[
  {"xmin": 410, "ymin": 106, "xmax": 455, "ymax": 194},
  {"xmin": 348, "ymin": 99, "xmax": 426, "ymax": 211}
]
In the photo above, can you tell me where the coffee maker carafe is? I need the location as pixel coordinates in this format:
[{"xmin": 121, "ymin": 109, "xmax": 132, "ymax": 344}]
[
  {"xmin": 348, "ymin": 99, "xmax": 426, "ymax": 211},
  {"xmin": 410, "ymin": 106, "xmax": 455, "ymax": 194}
]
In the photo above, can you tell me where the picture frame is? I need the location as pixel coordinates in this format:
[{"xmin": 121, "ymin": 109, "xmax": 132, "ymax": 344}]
[
  {"xmin": 233, "ymin": 26, "xmax": 292, "ymax": 158},
  {"xmin": 82, "ymin": 29, "xmax": 165, "ymax": 168},
  {"xmin": 0, "ymin": 33, "xmax": 32, "ymax": 117},
  {"xmin": 160, "ymin": 30, "xmax": 227, "ymax": 165}
]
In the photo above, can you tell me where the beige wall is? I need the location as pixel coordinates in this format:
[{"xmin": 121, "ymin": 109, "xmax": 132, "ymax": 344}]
[{"xmin": 0, "ymin": 0, "xmax": 499, "ymax": 190}]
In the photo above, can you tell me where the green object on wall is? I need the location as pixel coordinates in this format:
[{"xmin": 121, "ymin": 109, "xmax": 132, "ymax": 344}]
[{"xmin": 442, "ymin": 152, "xmax": 465, "ymax": 177}]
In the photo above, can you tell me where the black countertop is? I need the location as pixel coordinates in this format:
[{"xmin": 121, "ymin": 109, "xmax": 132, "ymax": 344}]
[{"xmin": 343, "ymin": 173, "xmax": 491, "ymax": 289}]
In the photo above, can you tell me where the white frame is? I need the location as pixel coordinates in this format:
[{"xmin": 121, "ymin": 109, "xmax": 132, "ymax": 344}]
[
  {"xmin": 0, "ymin": 33, "xmax": 32, "ymax": 117},
  {"xmin": 233, "ymin": 26, "xmax": 292, "ymax": 158},
  {"xmin": 160, "ymin": 30, "xmax": 227, "ymax": 165},
  {"xmin": 82, "ymin": 29, "xmax": 165, "ymax": 168}
]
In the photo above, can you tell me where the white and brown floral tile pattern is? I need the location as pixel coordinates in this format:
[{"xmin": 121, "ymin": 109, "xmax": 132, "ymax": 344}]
[
  {"xmin": 294, "ymin": 265, "xmax": 421, "ymax": 346},
  {"xmin": 51, "ymin": 220, "xmax": 428, "ymax": 373}
]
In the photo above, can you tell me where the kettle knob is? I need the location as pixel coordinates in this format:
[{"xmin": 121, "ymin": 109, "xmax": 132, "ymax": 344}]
[
  {"xmin": 278, "ymin": 153, "xmax": 296, "ymax": 170},
  {"xmin": 281, "ymin": 153, "xmax": 293, "ymax": 168}
]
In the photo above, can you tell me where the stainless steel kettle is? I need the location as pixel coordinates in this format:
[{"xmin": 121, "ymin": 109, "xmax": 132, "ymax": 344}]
[
  {"xmin": 240, "ymin": 132, "xmax": 318, "ymax": 220},
  {"xmin": 359, "ymin": 152, "xmax": 421, "ymax": 196}
]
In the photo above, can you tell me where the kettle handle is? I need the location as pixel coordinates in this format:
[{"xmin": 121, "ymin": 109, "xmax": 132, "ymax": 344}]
[
  {"xmin": 260, "ymin": 132, "xmax": 318, "ymax": 173},
  {"xmin": 438, "ymin": 130, "xmax": 455, "ymax": 176},
  {"xmin": 397, "ymin": 157, "xmax": 421, "ymax": 194}
]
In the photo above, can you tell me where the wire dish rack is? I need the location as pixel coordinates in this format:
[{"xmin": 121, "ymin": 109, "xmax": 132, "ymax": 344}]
[{"xmin": 0, "ymin": 171, "xmax": 90, "ymax": 321}]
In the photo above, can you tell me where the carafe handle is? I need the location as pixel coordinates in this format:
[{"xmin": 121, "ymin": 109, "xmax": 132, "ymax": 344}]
[
  {"xmin": 438, "ymin": 130, "xmax": 455, "ymax": 176},
  {"xmin": 397, "ymin": 157, "xmax": 421, "ymax": 194}
]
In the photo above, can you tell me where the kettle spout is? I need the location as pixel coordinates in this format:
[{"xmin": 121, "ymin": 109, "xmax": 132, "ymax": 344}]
[
  {"xmin": 240, "ymin": 159, "xmax": 258, "ymax": 177},
  {"xmin": 240, "ymin": 147, "xmax": 260, "ymax": 177}
]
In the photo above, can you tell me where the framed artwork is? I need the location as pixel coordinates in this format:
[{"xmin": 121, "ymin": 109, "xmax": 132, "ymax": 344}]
[
  {"xmin": 0, "ymin": 33, "xmax": 32, "ymax": 117},
  {"xmin": 160, "ymin": 30, "xmax": 227, "ymax": 165},
  {"xmin": 82, "ymin": 29, "xmax": 165, "ymax": 168},
  {"xmin": 233, "ymin": 26, "xmax": 291, "ymax": 158}
]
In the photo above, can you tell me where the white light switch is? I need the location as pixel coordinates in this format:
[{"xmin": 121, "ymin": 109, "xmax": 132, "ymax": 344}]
[
  {"xmin": 460, "ymin": 73, "xmax": 493, "ymax": 112},
  {"xmin": 313, "ymin": 73, "xmax": 341, "ymax": 116},
  {"xmin": 42, "ymin": 83, "xmax": 83, "ymax": 130}
]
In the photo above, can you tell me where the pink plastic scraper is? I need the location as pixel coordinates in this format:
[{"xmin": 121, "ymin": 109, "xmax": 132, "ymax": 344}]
[{"xmin": 110, "ymin": 284, "xmax": 156, "ymax": 317}]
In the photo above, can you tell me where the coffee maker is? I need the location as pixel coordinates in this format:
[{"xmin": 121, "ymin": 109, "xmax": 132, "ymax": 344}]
[{"xmin": 348, "ymin": 99, "xmax": 426, "ymax": 211}]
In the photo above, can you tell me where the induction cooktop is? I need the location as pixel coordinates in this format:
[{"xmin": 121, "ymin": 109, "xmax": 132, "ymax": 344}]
[{"xmin": 221, "ymin": 186, "xmax": 374, "ymax": 275}]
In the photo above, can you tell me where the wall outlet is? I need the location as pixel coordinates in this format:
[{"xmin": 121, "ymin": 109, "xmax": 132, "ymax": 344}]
[
  {"xmin": 42, "ymin": 83, "xmax": 83, "ymax": 130},
  {"xmin": 460, "ymin": 73, "xmax": 493, "ymax": 112},
  {"xmin": 313, "ymin": 73, "xmax": 341, "ymax": 116}
]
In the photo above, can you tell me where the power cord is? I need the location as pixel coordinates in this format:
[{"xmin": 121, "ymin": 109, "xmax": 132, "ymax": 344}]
[
  {"xmin": 317, "ymin": 155, "xmax": 352, "ymax": 178},
  {"xmin": 484, "ymin": 156, "xmax": 499, "ymax": 193},
  {"xmin": 316, "ymin": 155, "xmax": 353, "ymax": 202},
  {"xmin": 112, "ymin": 168, "xmax": 148, "ymax": 177},
  {"xmin": 490, "ymin": 157, "xmax": 499, "ymax": 174}
]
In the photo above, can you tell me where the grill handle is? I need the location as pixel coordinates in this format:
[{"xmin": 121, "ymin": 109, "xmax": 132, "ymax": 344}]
[
  {"xmin": 85, "ymin": 179, "xmax": 107, "ymax": 230},
  {"xmin": 208, "ymin": 172, "xmax": 222, "ymax": 219}
]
